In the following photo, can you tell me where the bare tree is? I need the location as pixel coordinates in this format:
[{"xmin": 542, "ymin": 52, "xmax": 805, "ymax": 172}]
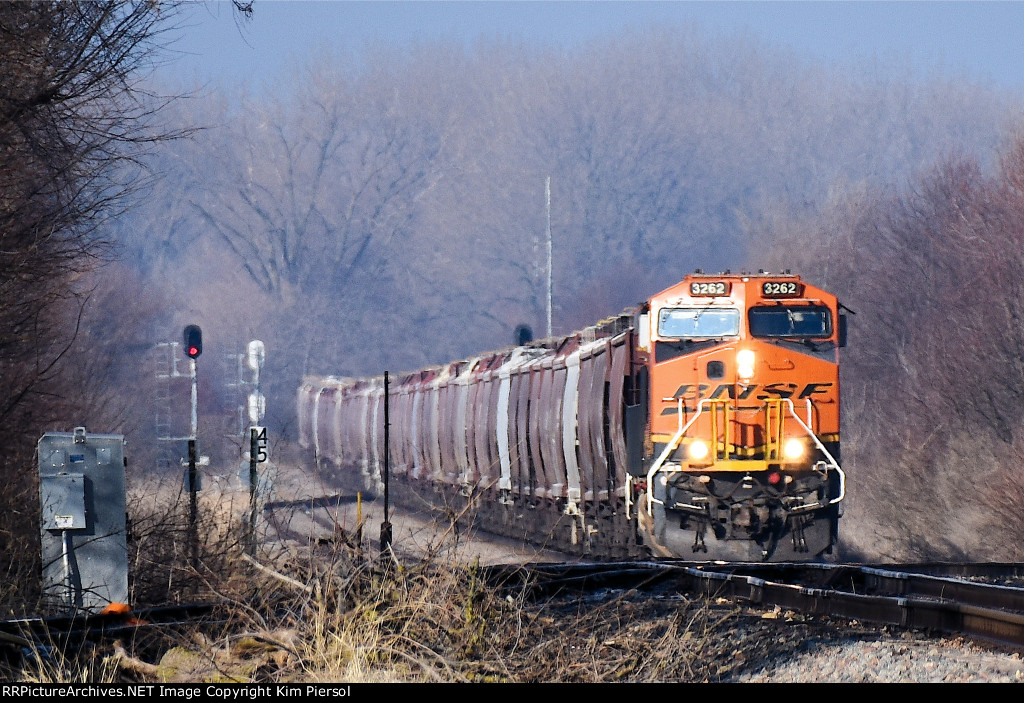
[
  {"xmin": 0, "ymin": 1, "xmax": 183, "ymax": 606},
  {"xmin": 189, "ymin": 60, "xmax": 442, "ymax": 304},
  {"xmin": 0, "ymin": 2, "xmax": 176, "ymax": 421}
]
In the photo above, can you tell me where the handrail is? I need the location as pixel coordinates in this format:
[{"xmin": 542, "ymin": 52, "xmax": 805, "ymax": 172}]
[
  {"xmin": 779, "ymin": 397, "xmax": 845, "ymax": 505},
  {"xmin": 643, "ymin": 396, "xmax": 845, "ymax": 516},
  {"xmin": 645, "ymin": 397, "xmax": 715, "ymax": 514}
]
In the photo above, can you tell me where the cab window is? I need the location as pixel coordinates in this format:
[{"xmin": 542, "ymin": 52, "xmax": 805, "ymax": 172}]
[
  {"xmin": 748, "ymin": 306, "xmax": 831, "ymax": 338},
  {"xmin": 658, "ymin": 307, "xmax": 740, "ymax": 338}
]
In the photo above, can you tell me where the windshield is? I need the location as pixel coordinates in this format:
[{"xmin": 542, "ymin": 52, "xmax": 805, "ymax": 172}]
[
  {"xmin": 749, "ymin": 306, "xmax": 831, "ymax": 338},
  {"xmin": 658, "ymin": 307, "xmax": 740, "ymax": 338}
]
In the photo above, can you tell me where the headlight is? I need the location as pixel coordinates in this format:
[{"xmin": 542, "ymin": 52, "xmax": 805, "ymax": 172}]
[
  {"xmin": 736, "ymin": 349, "xmax": 755, "ymax": 379},
  {"xmin": 688, "ymin": 441, "xmax": 709, "ymax": 461},
  {"xmin": 783, "ymin": 438, "xmax": 805, "ymax": 460}
]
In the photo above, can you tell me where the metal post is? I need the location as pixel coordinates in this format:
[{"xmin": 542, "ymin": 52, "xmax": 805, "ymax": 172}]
[
  {"xmin": 545, "ymin": 175, "xmax": 552, "ymax": 338},
  {"xmin": 245, "ymin": 339, "xmax": 266, "ymax": 557},
  {"xmin": 356, "ymin": 491, "xmax": 363, "ymax": 558},
  {"xmin": 188, "ymin": 357, "xmax": 198, "ymax": 575},
  {"xmin": 379, "ymin": 371, "xmax": 392, "ymax": 558},
  {"xmin": 190, "ymin": 358, "xmax": 198, "ymax": 441},
  {"xmin": 188, "ymin": 437, "xmax": 198, "ymax": 574},
  {"xmin": 248, "ymin": 426, "xmax": 258, "ymax": 557}
]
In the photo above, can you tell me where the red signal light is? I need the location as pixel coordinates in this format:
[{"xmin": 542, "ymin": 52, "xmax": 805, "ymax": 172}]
[{"xmin": 183, "ymin": 325, "xmax": 202, "ymax": 359}]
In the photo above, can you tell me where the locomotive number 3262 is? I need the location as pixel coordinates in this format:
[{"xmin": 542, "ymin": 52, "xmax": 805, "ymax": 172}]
[
  {"xmin": 762, "ymin": 281, "xmax": 800, "ymax": 297},
  {"xmin": 690, "ymin": 281, "xmax": 728, "ymax": 296}
]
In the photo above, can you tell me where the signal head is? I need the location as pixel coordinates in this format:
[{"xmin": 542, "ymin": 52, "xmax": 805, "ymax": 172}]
[{"xmin": 183, "ymin": 324, "xmax": 202, "ymax": 359}]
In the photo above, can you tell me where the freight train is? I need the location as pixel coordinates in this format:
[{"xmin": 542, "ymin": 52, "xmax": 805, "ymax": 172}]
[{"xmin": 298, "ymin": 272, "xmax": 846, "ymax": 561}]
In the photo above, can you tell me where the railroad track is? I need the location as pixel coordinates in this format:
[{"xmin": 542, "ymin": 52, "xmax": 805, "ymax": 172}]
[
  {"xmin": 0, "ymin": 602, "xmax": 225, "ymax": 651},
  {"xmin": 267, "ymin": 485, "xmax": 1024, "ymax": 651},
  {"xmin": 3, "ymin": 560, "xmax": 1023, "ymax": 658},
  {"xmin": 483, "ymin": 560, "xmax": 1024, "ymax": 651}
]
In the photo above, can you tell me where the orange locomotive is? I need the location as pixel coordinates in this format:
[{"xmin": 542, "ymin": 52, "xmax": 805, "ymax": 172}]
[{"xmin": 633, "ymin": 272, "xmax": 846, "ymax": 560}]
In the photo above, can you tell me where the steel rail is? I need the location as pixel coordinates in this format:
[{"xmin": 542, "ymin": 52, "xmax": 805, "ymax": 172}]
[
  {"xmin": 675, "ymin": 565, "xmax": 1024, "ymax": 650},
  {"xmin": 687, "ymin": 562, "xmax": 1024, "ymax": 613},
  {"xmin": 850, "ymin": 566, "xmax": 1024, "ymax": 613},
  {"xmin": 0, "ymin": 602, "xmax": 224, "ymax": 650},
  {"xmin": 483, "ymin": 560, "xmax": 1024, "ymax": 650}
]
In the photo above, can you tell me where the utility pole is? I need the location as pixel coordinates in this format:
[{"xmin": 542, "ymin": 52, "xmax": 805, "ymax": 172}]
[{"xmin": 546, "ymin": 175, "xmax": 552, "ymax": 339}]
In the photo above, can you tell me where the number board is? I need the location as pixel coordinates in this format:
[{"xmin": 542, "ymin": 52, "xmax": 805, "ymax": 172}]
[
  {"xmin": 761, "ymin": 281, "xmax": 804, "ymax": 298},
  {"xmin": 689, "ymin": 281, "xmax": 731, "ymax": 296},
  {"xmin": 251, "ymin": 426, "xmax": 268, "ymax": 463}
]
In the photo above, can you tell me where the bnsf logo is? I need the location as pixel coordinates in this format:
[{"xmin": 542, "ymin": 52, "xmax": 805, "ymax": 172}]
[
  {"xmin": 668, "ymin": 382, "xmax": 834, "ymax": 401},
  {"xmin": 661, "ymin": 382, "xmax": 834, "ymax": 414}
]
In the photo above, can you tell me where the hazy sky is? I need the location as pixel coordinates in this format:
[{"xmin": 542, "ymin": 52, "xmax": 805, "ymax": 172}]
[{"xmin": 165, "ymin": 1, "xmax": 1024, "ymax": 94}]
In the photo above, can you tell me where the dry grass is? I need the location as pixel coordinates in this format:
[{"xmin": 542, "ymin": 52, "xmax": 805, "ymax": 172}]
[
  {"xmin": 103, "ymin": 502, "xmax": 789, "ymax": 684},
  {"xmin": 0, "ymin": 470, "xmax": 826, "ymax": 683},
  {"xmin": 167, "ymin": 544, "xmax": 753, "ymax": 683},
  {"xmin": 11, "ymin": 634, "xmax": 121, "ymax": 684},
  {"xmin": 127, "ymin": 475, "xmax": 254, "ymax": 605}
]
